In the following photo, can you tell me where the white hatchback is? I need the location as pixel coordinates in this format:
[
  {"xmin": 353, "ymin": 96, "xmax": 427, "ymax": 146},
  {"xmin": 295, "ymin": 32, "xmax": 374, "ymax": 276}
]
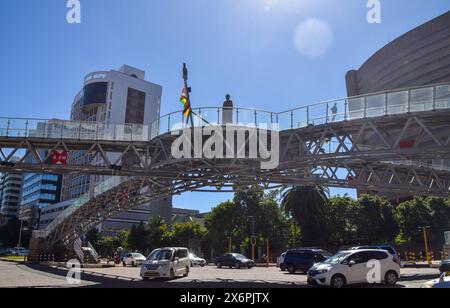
[
  {"xmin": 140, "ymin": 247, "xmax": 190, "ymax": 280},
  {"xmin": 307, "ymin": 249, "xmax": 400, "ymax": 288}
]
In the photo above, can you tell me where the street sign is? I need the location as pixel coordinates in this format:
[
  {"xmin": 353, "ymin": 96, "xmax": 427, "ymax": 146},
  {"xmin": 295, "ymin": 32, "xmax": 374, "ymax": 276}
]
[{"xmin": 51, "ymin": 150, "xmax": 68, "ymax": 165}]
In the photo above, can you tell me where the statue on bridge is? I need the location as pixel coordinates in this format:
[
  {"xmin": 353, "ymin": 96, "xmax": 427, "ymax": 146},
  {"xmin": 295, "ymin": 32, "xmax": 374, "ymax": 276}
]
[{"xmin": 222, "ymin": 94, "xmax": 234, "ymax": 125}]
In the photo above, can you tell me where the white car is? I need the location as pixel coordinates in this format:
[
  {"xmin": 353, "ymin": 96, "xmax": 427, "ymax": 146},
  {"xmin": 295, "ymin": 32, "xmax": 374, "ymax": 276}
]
[
  {"xmin": 141, "ymin": 247, "xmax": 190, "ymax": 280},
  {"xmin": 189, "ymin": 253, "xmax": 206, "ymax": 267},
  {"xmin": 423, "ymin": 273, "xmax": 450, "ymax": 288},
  {"xmin": 277, "ymin": 252, "xmax": 287, "ymax": 271},
  {"xmin": 122, "ymin": 253, "xmax": 146, "ymax": 267},
  {"xmin": 307, "ymin": 249, "xmax": 400, "ymax": 288}
]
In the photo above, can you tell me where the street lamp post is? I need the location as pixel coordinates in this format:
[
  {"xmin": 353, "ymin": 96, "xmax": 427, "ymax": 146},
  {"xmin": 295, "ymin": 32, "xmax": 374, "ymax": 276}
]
[
  {"xmin": 248, "ymin": 216, "xmax": 255, "ymax": 261},
  {"xmin": 17, "ymin": 219, "xmax": 24, "ymax": 249},
  {"xmin": 419, "ymin": 226, "xmax": 431, "ymax": 265}
]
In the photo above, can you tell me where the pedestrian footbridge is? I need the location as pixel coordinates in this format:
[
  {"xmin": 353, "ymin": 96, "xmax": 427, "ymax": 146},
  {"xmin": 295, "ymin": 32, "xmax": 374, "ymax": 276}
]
[{"xmin": 1, "ymin": 82, "xmax": 450, "ymax": 253}]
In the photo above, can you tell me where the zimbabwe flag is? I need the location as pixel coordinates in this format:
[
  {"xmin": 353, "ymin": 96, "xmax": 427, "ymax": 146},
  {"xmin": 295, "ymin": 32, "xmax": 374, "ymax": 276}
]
[{"xmin": 180, "ymin": 88, "xmax": 192, "ymax": 117}]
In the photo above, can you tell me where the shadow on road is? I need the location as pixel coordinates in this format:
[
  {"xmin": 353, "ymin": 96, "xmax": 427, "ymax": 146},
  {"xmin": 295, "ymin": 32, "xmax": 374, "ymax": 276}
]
[{"xmin": 23, "ymin": 263, "xmax": 311, "ymax": 288}]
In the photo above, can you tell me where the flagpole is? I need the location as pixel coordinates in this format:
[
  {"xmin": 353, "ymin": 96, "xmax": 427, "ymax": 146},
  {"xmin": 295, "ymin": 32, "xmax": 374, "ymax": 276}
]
[{"xmin": 183, "ymin": 63, "xmax": 195, "ymax": 128}]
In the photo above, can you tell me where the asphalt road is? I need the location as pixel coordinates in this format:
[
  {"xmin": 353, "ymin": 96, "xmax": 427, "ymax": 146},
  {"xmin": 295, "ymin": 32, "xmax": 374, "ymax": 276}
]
[{"xmin": 0, "ymin": 260, "xmax": 441, "ymax": 288}]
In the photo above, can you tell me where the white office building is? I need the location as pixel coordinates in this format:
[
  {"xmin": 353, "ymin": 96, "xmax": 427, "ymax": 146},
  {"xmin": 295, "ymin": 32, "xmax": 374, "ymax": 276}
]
[{"xmin": 59, "ymin": 65, "xmax": 172, "ymax": 231}]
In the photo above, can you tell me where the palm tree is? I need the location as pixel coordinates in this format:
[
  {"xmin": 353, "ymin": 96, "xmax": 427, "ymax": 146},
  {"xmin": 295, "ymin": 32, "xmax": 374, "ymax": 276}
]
[{"xmin": 281, "ymin": 186, "xmax": 329, "ymax": 246}]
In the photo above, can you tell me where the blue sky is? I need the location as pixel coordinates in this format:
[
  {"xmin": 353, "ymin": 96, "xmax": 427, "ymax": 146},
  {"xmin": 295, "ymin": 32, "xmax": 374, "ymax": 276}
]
[{"xmin": 0, "ymin": 1, "xmax": 449, "ymax": 212}]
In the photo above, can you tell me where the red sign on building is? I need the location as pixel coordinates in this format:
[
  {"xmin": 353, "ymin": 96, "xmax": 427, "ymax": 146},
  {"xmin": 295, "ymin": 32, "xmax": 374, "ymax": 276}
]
[{"xmin": 51, "ymin": 150, "xmax": 68, "ymax": 165}]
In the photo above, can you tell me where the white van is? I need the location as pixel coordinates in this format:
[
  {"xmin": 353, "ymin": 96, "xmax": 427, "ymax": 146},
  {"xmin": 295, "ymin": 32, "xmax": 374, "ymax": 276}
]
[{"xmin": 140, "ymin": 247, "xmax": 190, "ymax": 280}]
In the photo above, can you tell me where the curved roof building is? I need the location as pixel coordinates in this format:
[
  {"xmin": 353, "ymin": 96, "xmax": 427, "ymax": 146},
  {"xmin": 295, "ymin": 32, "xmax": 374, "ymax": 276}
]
[{"xmin": 346, "ymin": 11, "xmax": 450, "ymax": 96}]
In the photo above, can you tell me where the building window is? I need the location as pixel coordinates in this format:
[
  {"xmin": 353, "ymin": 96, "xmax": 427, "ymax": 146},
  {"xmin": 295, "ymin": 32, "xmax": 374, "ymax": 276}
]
[{"xmin": 125, "ymin": 88, "xmax": 146, "ymax": 124}]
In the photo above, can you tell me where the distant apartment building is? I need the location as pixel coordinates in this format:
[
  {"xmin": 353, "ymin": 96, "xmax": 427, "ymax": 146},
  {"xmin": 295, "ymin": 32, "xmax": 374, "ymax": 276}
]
[
  {"xmin": 59, "ymin": 65, "xmax": 172, "ymax": 231},
  {"xmin": 0, "ymin": 170, "xmax": 23, "ymax": 222},
  {"xmin": 172, "ymin": 208, "xmax": 206, "ymax": 224},
  {"xmin": 37, "ymin": 199, "xmax": 74, "ymax": 230}
]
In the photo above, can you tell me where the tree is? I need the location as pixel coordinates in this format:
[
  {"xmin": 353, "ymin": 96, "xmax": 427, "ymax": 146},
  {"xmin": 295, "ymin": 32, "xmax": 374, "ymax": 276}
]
[
  {"xmin": 427, "ymin": 197, "xmax": 450, "ymax": 238},
  {"xmin": 281, "ymin": 186, "xmax": 329, "ymax": 246},
  {"xmin": 171, "ymin": 220, "xmax": 206, "ymax": 248},
  {"xmin": 394, "ymin": 197, "xmax": 450, "ymax": 244},
  {"xmin": 96, "ymin": 231, "xmax": 129, "ymax": 257},
  {"xmin": 127, "ymin": 221, "xmax": 148, "ymax": 252},
  {"xmin": 324, "ymin": 196, "xmax": 356, "ymax": 246},
  {"xmin": 204, "ymin": 200, "xmax": 246, "ymax": 254},
  {"xmin": 0, "ymin": 218, "xmax": 31, "ymax": 248},
  {"xmin": 85, "ymin": 228, "xmax": 99, "ymax": 248},
  {"xmin": 351, "ymin": 194, "xmax": 397, "ymax": 244},
  {"xmin": 394, "ymin": 197, "xmax": 432, "ymax": 243},
  {"xmin": 204, "ymin": 188, "xmax": 292, "ymax": 256},
  {"xmin": 147, "ymin": 216, "xmax": 171, "ymax": 251}
]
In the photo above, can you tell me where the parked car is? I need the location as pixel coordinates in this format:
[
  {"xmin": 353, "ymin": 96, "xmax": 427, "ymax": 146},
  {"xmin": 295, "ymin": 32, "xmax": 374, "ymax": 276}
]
[
  {"xmin": 140, "ymin": 247, "xmax": 190, "ymax": 280},
  {"xmin": 122, "ymin": 253, "xmax": 146, "ymax": 267},
  {"xmin": 5, "ymin": 247, "xmax": 29, "ymax": 256},
  {"xmin": 422, "ymin": 273, "xmax": 450, "ymax": 288},
  {"xmin": 307, "ymin": 249, "xmax": 401, "ymax": 288},
  {"xmin": 214, "ymin": 253, "xmax": 254, "ymax": 269},
  {"xmin": 439, "ymin": 259, "xmax": 450, "ymax": 275},
  {"xmin": 350, "ymin": 245, "xmax": 399, "ymax": 263},
  {"xmin": 284, "ymin": 249, "xmax": 332, "ymax": 274},
  {"xmin": 189, "ymin": 253, "xmax": 206, "ymax": 267},
  {"xmin": 277, "ymin": 252, "xmax": 287, "ymax": 271}
]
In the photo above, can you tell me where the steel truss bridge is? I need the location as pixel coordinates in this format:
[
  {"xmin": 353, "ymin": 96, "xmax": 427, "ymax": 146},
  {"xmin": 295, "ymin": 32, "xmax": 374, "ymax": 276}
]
[{"xmin": 1, "ymin": 82, "xmax": 450, "ymax": 253}]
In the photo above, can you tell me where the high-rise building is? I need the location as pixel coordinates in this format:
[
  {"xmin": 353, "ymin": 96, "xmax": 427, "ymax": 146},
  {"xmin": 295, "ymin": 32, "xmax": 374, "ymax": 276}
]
[
  {"xmin": 19, "ymin": 150, "xmax": 62, "ymax": 229},
  {"xmin": 60, "ymin": 65, "xmax": 172, "ymax": 231},
  {"xmin": 0, "ymin": 169, "xmax": 23, "ymax": 222}
]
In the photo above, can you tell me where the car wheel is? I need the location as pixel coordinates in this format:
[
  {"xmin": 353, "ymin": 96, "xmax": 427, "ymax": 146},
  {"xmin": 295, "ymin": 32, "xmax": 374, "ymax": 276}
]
[
  {"xmin": 191, "ymin": 261, "xmax": 194, "ymax": 267},
  {"xmin": 331, "ymin": 274, "xmax": 347, "ymax": 289},
  {"xmin": 280, "ymin": 264, "xmax": 286, "ymax": 271},
  {"xmin": 235, "ymin": 263, "xmax": 241, "ymax": 269},
  {"xmin": 122, "ymin": 262, "xmax": 126, "ymax": 267},
  {"xmin": 288, "ymin": 266, "xmax": 296, "ymax": 274},
  {"xmin": 247, "ymin": 265, "xmax": 253, "ymax": 269},
  {"xmin": 169, "ymin": 269, "xmax": 175, "ymax": 280},
  {"xmin": 217, "ymin": 262, "xmax": 222, "ymax": 268},
  {"xmin": 183, "ymin": 267, "xmax": 189, "ymax": 277},
  {"xmin": 200, "ymin": 264, "xmax": 205, "ymax": 267},
  {"xmin": 385, "ymin": 271, "xmax": 398, "ymax": 286},
  {"xmin": 132, "ymin": 262, "xmax": 136, "ymax": 267}
]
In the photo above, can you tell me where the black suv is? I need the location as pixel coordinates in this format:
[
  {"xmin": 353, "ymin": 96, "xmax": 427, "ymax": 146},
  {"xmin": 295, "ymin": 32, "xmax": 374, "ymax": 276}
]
[
  {"xmin": 284, "ymin": 249, "xmax": 332, "ymax": 274},
  {"xmin": 440, "ymin": 259, "xmax": 450, "ymax": 274}
]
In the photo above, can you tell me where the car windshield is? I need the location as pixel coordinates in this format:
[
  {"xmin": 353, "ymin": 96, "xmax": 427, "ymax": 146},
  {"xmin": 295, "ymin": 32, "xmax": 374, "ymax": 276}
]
[
  {"xmin": 233, "ymin": 254, "xmax": 247, "ymax": 259},
  {"xmin": 147, "ymin": 249, "xmax": 173, "ymax": 261},
  {"xmin": 318, "ymin": 250, "xmax": 333, "ymax": 258},
  {"xmin": 323, "ymin": 252, "xmax": 351, "ymax": 264},
  {"xmin": 132, "ymin": 253, "xmax": 145, "ymax": 258}
]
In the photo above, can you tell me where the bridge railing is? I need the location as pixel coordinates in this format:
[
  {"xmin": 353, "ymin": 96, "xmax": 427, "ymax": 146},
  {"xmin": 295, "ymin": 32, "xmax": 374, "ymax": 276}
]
[
  {"xmin": 0, "ymin": 118, "xmax": 152, "ymax": 142},
  {"xmin": 152, "ymin": 83, "xmax": 450, "ymax": 136},
  {"xmin": 0, "ymin": 83, "xmax": 449, "ymax": 142}
]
